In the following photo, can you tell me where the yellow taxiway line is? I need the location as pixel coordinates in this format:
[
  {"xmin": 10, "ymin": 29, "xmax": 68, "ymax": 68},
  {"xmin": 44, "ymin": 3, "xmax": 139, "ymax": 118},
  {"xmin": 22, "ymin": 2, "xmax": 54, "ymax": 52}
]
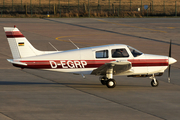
[
  {"xmin": 56, "ymin": 34, "xmax": 104, "ymax": 45},
  {"xmin": 55, "ymin": 19, "xmax": 167, "ymax": 45}
]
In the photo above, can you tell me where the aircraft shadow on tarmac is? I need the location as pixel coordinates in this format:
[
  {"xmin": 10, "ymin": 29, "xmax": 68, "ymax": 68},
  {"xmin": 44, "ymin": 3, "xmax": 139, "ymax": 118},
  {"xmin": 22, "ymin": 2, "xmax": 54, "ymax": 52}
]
[
  {"xmin": 0, "ymin": 81, "xmax": 56, "ymax": 85},
  {"xmin": 0, "ymin": 81, "xmax": 149, "ymax": 88}
]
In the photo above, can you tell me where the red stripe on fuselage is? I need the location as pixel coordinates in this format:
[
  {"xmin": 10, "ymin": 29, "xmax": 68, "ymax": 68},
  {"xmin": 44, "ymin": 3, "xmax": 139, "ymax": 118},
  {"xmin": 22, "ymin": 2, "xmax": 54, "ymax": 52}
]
[
  {"xmin": 128, "ymin": 59, "xmax": 168, "ymax": 67},
  {"xmin": 5, "ymin": 31, "xmax": 24, "ymax": 38},
  {"xmin": 17, "ymin": 60, "xmax": 115, "ymax": 69},
  {"xmin": 13, "ymin": 59, "xmax": 168, "ymax": 69}
]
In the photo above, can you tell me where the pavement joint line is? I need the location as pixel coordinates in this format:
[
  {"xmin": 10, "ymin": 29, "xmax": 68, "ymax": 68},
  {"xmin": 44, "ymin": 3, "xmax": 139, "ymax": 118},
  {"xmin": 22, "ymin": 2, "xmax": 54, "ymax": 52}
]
[
  {"xmin": 70, "ymin": 87, "xmax": 166, "ymax": 120},
  {"xmin": 14, "ymin": 26, "xmax": 97, "ymax": 47},
  {"xmin": 42, "ymin": 18, "xmax": 180, "ymax": 46},
  {"xmin": 97, "ymin": 19, "xmax": 167, "ymax": 33},
  {"xmin": 0, "ymin": 112, "xmax": 14, "ymax": 120},
  {"xmin": 0, "ymin": 52, "xmax": 11, "ymax": 58},
  {"xmin": 21, "ymin": 69, "xmax": 166, "ymax": 120}
]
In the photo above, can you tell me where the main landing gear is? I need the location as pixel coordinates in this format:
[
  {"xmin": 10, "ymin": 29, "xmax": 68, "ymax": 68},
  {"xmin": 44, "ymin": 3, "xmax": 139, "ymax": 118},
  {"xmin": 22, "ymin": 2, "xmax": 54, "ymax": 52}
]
[
  {"xmin": 100, "ymin": 67, "xmax": 116, "ymax": 88},
  {"xmin": 99, "ymin": 77, "xmax": 116, "ymax": 88}
]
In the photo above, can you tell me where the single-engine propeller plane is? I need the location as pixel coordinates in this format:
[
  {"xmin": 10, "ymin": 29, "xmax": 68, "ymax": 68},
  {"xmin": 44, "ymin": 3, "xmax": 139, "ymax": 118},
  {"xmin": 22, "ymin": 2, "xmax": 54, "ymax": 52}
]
[{"xmin": 4, "ymin": 26, "xmax": 177, "ymax": 88}]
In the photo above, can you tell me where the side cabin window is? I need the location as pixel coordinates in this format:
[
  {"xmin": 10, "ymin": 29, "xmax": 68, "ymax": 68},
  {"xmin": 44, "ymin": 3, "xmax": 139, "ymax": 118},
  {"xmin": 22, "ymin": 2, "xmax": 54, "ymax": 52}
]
[
  {"xmin": 96, "ymin": 50, "xmax": 108, "ymax": 58},
  {"xmin": 112, "ymin": 48, "xmax": 129, "ymax": 58}
]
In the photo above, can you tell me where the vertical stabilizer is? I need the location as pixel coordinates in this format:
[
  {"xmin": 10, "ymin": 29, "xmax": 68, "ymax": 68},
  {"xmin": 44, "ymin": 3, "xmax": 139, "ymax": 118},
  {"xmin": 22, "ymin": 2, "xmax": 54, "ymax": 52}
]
[{"xmin": 4, "ymin": 26, "xmax": 44, "ymax": 59}]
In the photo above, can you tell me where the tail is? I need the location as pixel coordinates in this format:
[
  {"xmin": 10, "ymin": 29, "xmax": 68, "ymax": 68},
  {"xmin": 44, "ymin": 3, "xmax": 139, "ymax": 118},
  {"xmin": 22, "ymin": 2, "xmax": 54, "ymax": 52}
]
[{"xmin": 4, "ymin": 26, "xmax": 52, "ymax": 59}]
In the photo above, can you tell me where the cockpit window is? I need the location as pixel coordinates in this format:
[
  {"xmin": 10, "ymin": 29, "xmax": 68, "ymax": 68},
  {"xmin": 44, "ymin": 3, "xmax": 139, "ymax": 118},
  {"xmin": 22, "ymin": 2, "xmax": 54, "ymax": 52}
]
[
  {"xmin": 96, "ymin": 50, "xmax": 108, "ymax": 58},
  {"xmin": 112, "ymin": 48, "xmax": 129, "ymax": 58},
  {"xmin": 128, "ymin": 46, "xmax": 143, "ymax": 57}
]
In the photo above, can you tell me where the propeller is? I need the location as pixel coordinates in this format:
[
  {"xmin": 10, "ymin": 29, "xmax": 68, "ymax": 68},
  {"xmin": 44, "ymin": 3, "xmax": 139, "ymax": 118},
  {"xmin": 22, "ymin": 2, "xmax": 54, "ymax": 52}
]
[{"xmin": 168, "ymin": 40, "xmax": 172, "ymax": 83}]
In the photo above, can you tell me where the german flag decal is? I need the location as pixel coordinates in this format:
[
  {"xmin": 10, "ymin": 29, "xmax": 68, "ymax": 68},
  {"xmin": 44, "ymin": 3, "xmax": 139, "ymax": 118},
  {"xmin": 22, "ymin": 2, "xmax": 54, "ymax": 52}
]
[{"xmin": 18, "ymin": 42, "xmax": 24, "ymax": 46}]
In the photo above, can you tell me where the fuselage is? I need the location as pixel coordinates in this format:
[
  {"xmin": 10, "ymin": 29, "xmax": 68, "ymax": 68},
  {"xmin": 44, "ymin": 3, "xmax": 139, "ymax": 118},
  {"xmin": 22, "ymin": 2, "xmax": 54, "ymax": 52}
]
[{"xmin": 12, "ymin": 44, "xmax": 175, "ymax": 76}]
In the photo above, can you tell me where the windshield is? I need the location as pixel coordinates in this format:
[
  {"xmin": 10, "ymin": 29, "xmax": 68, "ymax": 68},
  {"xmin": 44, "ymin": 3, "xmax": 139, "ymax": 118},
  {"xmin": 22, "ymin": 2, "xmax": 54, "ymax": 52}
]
[{"xmin": 128, "ymin": 46, "xmax": 143, "ymax": 57}]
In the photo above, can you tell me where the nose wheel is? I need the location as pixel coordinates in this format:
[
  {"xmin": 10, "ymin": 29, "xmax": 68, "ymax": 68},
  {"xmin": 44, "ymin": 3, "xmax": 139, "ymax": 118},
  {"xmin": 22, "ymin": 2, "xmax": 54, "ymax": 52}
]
[
  {"xmin": 151, "ymin": 79, "xmax": 159, "ymax": 87},
  {"xmin": 150, "ymin": 74, "xmax": 159, "ymax": 87}
]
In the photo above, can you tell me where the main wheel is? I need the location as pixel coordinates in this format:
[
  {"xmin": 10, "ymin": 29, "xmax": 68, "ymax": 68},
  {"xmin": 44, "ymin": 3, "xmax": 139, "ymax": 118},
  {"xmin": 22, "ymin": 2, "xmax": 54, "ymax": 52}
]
[
  {"xmin": 151, "ymin": 80, "xmax": 159, "ymax": 87},
  {"xmin": 106, "ymin": 79, "xmax": 116, "ymax": 88},
  {"xmin": 99, "ymin": 77, "xmax": 107, "ymax": 85}
]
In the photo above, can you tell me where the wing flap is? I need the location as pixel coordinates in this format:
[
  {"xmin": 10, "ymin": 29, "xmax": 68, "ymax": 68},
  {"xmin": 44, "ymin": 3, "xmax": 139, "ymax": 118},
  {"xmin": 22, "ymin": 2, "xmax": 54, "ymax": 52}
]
[{"xmin": 91, "ymin": 61, "xmax": 131, "ymax": 75}]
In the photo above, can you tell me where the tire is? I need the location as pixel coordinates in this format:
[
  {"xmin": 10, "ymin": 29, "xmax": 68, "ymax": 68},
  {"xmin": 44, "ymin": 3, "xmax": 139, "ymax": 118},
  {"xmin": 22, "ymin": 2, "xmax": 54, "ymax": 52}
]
[
  {"xmin": 106, "ymin": 79, "xmax": 116, "ymax": 88},
  {"xmin": 99, "ymin": 77, "xmax": 107, "ymax": 85},
  {"xmin": 151, "ymin": 80, "xmax": 159, "ymax": 87}
]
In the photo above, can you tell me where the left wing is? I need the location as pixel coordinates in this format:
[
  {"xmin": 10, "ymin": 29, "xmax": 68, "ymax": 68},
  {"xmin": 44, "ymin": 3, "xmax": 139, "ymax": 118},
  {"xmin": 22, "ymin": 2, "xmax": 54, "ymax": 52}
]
[{"xmin": 91, "ymin": 61, "xmax": 131, "ymax": 75}]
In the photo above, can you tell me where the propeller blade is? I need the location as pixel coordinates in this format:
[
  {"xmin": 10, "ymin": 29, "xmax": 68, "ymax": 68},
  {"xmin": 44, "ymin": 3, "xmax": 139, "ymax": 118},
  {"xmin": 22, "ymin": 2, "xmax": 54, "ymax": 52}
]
[
  {"xmin": 168, "ymin": 65, "xmax": 171, "ymax": 83},
  {"xmin": 169, "ymin": 40, "xmax": 172, "ymax": 57},
  {"xmin": 168, "ymin": 40, "xmax": 172, "ymax": 83}
]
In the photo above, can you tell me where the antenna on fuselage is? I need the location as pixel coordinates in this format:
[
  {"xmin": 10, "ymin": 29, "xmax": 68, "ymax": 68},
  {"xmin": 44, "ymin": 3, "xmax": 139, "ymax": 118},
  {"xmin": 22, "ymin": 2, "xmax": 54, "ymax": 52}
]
[
  {"xmin": 69, "ymin": 39, "xmax": 79, "ymax": 49},
  {"xmin": 48, "ymin": 42, "xmax": 58, "ymax": 51}
]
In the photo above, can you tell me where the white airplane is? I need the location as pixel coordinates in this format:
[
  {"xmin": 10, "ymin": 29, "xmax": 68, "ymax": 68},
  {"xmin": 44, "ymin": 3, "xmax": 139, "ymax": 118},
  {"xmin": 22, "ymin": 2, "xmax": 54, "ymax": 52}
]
[{"xmin": 4, "ymin": 26, "xmax": 177, "ymax": 88}]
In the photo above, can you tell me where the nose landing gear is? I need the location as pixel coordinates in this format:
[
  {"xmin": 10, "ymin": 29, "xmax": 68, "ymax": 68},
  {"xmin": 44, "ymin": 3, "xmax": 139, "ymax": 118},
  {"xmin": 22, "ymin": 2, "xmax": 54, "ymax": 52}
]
[
  {"xmin": 150, "ymin": 74, "xmax": 159, "ymax": 87},
  {"xmin": 151, "ymin": 79, "xmax": 159, "ymax": 87}
]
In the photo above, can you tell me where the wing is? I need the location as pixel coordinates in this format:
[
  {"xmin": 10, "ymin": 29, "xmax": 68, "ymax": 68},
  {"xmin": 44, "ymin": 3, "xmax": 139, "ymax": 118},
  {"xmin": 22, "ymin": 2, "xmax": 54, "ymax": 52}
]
[{"xmin": 91, "ymin": 61, "xmax": 132, "ymax": 75}]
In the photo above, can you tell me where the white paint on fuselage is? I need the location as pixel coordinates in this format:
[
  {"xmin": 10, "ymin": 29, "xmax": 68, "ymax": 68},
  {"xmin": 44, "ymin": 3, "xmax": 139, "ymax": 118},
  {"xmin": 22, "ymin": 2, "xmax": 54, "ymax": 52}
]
[{"xmin": 16, "ymin": 44, "xmax": 171, "ymax": 76}]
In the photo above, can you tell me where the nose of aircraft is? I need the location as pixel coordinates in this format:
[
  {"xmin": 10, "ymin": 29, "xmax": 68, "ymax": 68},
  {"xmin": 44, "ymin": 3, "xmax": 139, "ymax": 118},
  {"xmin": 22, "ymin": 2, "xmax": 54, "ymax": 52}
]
[{"xmin": 168, "ymin": 57, "xmax": 177, "ymax": 65}]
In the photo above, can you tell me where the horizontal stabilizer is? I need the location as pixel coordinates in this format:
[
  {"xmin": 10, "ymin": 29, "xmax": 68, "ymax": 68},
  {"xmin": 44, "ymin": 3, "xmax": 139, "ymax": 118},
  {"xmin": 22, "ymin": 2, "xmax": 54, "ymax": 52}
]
[{"xmin": 7, "ymin": 59, "xmax": 27, "ymax": 66}]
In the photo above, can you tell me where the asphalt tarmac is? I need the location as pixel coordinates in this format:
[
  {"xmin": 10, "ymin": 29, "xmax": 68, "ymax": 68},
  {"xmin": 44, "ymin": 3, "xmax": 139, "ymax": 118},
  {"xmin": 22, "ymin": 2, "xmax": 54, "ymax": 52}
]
[{"xmin": 0, "ymin": 18, "xmax": 180, "ymax": 120}]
